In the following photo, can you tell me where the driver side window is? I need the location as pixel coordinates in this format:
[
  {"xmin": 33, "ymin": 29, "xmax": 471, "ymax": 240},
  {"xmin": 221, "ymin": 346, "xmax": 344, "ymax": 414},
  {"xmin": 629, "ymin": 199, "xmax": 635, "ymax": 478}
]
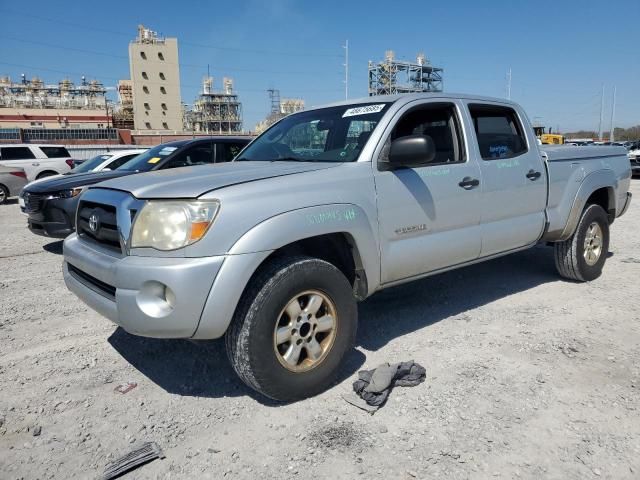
[
  {"xmin": 164, "ymin": 143, "xmax": 214, "ymax": 169},
  {"xmin": 387, "ymin": 103, "xmax": 465, "ymax": 165}
]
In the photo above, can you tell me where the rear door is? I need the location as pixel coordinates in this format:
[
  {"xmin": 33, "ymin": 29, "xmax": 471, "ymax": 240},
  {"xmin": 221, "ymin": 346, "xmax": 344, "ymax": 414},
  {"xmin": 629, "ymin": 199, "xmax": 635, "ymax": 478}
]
[
  {"xmin": 0, "ymin": 146, "xmax": 39, "ymax": 180},
  {"xmin": 373, "ymin": 100, "xmax": 482, "ymax": 284},
  {"xmin": 466, "ymin": 103, "xmax": 547, "ymax": 256}
]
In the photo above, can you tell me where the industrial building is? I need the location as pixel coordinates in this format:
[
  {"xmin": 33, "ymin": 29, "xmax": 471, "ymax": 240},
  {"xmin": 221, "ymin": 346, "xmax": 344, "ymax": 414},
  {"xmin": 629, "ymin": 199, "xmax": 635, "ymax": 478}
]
[
  {"xmin": 0, "ymin": 75, "xmax": 111, "ymax": 130},
  {"xmin": 254, "ymin": 89, "xmax": 304, "ymax": 133},
  {"xmin": 112, "ymin": 80, "xmax": 134, "ymax": 130},
  {"xmin": 184, "ymin": 76, "xmax": 243, "ymax": 134},
  {"xmin": 368, "ymin": 51, "xmax": 443, "ymax": 96},
  {"xmin": 128, "ymin": 25, "xmax": 182, "ymax": 131}
]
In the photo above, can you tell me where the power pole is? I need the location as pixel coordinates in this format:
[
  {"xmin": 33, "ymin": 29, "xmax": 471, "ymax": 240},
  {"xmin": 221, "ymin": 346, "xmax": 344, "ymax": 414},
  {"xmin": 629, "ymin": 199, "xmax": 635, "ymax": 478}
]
[
  {"xmin": 506, "ymin": 68, "xmax": 512, "ymax": 100},
  {"xmin": 609, "ymin": 86, "xmax": 616, "ymax": 142},
  {"xmin": 598, "ymin": 84, "xmax": 604, "ymax": 141},
  {"xmin": 343, "ymin": 40, "xmax": 349, "ymax": 100}
]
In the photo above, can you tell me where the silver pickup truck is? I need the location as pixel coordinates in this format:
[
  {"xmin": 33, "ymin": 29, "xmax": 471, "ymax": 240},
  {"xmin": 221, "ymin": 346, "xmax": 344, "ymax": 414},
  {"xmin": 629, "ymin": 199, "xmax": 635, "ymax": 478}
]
[{"xmin": 62, "ymin": 93, "xmax": 632, "ymax": 401}]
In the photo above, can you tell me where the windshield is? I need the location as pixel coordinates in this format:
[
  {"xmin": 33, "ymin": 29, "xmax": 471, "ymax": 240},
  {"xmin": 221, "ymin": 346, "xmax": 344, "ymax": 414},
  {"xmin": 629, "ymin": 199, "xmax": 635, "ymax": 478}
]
[
  {"xmin": 117, "ymin": 143, "xmax": 182, "ymax": 171},
  {"xmin": 237, "ymin": 103, "xmax": 391, "ymax": 162},
  {"xmin": 71, "ymin": 154, "xmax": 112, "ymax": 173}
]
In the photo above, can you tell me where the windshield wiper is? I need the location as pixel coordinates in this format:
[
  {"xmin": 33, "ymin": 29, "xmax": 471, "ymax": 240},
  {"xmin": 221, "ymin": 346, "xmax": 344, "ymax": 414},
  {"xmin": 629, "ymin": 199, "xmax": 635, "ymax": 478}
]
[{"xmin": 236, "ymin": 156, "xmax": 331, "ymax": 163}]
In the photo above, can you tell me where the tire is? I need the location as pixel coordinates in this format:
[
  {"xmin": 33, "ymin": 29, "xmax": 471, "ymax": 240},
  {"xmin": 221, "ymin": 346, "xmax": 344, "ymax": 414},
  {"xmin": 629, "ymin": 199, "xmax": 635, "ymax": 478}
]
[
  {"xmin": 226, "ymin": 255, "xmax": 357, "ymax": 402},
  {"xmin": 36, "ymin": 171, "xmax": 56, "ymax": 179},
  {"xmin": 0, "ymin": 184, "xmax": 8, "ymax": 205},
  {"xmin": 554, "ymin": 204, "xmax": 609, "ymax": 282}
]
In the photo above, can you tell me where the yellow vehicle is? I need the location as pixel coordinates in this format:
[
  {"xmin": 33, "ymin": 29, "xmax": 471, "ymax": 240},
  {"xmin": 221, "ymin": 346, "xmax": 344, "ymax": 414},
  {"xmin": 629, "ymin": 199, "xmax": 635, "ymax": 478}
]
[{"xmin": 533, "ymin": 126, "xmax": 565, "ymax": 145}]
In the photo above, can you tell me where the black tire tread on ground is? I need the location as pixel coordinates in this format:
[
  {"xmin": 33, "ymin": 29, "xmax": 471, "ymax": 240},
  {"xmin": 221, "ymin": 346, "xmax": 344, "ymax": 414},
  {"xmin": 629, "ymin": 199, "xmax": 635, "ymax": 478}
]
[
  {"xmin": 225, "ymin": 255, "xmax": 357, "ymax": 401},
  {"xmin": 554, "ymin": 204, "xmax": 609, "ymax": 282},
  {"xmin": 0, "ymin": 184, "xmax": 8, "ymax": 205}
]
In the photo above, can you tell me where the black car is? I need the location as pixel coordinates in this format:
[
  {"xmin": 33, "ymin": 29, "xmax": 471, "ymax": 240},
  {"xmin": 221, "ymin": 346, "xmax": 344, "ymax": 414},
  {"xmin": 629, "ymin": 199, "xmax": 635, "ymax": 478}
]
[{"xmin": 20, "ymin": 136, "xmax": 251, "ymax": 238}]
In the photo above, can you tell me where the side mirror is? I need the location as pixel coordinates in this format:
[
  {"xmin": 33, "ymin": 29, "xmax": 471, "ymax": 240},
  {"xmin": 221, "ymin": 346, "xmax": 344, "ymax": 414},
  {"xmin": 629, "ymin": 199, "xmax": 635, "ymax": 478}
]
[{"xmin": 382, "ymin": 135, "xmax": 436, "ymax": 170}]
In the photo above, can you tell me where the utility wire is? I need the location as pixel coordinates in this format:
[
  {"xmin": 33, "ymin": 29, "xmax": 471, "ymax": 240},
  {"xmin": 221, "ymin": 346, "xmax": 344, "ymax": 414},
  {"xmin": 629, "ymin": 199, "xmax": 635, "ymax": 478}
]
[
  {"xmin": 0, "ymin": 61, "xmax": 342, "ymax": 95},
  {"xmin": 0, "ymin": 8, "xmax": 341, "ymax": 58},
  {"xmin": 0, "ymin": 35, "xmax": 336, "ymax": 76}
]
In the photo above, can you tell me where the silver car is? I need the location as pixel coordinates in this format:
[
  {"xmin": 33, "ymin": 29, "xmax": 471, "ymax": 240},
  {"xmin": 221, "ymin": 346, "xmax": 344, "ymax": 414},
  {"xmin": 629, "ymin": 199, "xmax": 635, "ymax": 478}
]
[{"xmin": 0, "ymin": 166, "xmax": 28, "ymax": 204}]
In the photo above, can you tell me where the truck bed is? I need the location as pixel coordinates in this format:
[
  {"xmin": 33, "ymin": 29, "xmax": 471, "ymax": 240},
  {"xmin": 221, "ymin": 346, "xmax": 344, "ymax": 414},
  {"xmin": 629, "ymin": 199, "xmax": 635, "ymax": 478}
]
[{"xmin": 542, "ymin": 145, "xmax": 631, "ymax": 240}]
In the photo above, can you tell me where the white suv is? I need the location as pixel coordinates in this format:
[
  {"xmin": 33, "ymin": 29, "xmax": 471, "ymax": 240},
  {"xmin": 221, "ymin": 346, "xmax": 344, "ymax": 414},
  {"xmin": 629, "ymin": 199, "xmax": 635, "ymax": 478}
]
[{"xmin": 0, "ymin": 144, "xmax": 74, "ymax": 181}]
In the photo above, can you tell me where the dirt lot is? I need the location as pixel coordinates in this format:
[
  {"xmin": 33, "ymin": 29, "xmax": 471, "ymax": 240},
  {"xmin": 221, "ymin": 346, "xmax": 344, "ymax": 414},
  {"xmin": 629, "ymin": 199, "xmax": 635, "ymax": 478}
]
[{"xmin": 1, "ymin": 182, "xmax": 639, "ymax": 480}]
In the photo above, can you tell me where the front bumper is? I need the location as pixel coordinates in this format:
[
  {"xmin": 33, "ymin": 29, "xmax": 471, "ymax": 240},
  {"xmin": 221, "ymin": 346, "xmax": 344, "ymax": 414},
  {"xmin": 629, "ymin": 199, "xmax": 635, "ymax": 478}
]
[
  {"xmin": 63, "ymin": 235, "xmax": 225, "ymax": 338},
  {"xmin": 23, "ymin": 196, "xmax": 78, "ymax": 238}
]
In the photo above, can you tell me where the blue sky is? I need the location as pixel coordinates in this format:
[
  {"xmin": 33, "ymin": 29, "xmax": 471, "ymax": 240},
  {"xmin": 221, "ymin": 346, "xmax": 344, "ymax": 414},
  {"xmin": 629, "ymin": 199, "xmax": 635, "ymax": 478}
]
[{"xmin": 1, "ymin": 0, "xmax": 638, "ymax": 132}]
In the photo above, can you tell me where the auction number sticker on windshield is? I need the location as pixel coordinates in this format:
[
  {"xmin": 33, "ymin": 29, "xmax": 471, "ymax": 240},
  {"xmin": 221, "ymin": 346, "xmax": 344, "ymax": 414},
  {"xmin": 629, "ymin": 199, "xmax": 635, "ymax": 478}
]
[
  {"xmin": 147, "ymin": 157, "xmax": 161, "ymax": 164},
  {"xmin": 342, "ymin": 104, "xmax": 385, "ymax": 118}
]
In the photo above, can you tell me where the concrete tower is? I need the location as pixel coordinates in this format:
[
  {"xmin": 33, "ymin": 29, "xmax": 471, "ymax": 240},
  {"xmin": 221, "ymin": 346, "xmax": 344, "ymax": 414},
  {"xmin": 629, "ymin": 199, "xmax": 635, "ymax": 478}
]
[{"xmin": 129, "ymin": 25, "xmax": 181, "ymax": 131}]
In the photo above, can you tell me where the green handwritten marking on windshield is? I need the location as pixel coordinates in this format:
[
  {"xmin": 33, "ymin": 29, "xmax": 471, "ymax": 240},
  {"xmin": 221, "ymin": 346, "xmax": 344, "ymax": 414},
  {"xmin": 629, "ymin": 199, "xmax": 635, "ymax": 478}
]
[
  {"xmin": 496, "ymin": 159, "xmax": 521, "ymax": 169},
  {"xmin": 418, "ymin": 168, "xmax": 451, "ymax": 179},
  {"xmin": 306, "ymin": 207, "xmax": 357, "ymax": 225}
]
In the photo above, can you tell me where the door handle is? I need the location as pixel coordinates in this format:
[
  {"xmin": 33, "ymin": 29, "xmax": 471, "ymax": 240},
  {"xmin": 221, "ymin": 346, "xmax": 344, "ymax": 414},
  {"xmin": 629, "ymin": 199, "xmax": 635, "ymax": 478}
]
[
  {"xmin": 458, "ymin": 177, "xmax": 480, "ymax": 189},
  {"xmin": 526, "ymin": 169, "xmax": 541, "ymax": 180}
]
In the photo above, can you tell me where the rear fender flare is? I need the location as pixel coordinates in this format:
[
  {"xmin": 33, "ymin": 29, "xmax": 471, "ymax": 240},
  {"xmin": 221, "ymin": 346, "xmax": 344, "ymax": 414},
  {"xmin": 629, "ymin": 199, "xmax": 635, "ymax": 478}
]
[{"xmin": 559, "ymin": 169, "xmax": 616, "ymax": 241}]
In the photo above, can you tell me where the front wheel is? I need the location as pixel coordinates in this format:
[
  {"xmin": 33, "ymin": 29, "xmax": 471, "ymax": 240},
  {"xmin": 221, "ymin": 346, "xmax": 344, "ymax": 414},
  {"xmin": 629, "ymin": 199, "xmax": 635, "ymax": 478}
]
[
  {"xmin": 225, "ymin": 255, "xmax": 357, "ymax": 401},
  {"xmin": 0, "ymin": 185, "xmax": 8, "ymax": 204},
  {"xmin": 554, "ymin": 204, "xmax": 609, "ymax": 281}
]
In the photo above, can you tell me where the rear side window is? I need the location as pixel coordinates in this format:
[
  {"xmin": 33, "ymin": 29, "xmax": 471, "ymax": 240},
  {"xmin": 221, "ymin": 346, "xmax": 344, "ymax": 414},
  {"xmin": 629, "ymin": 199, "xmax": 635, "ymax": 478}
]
[
  {"xmin": 0, "ymin": 147, "xmax": 35, "ymax": 160},
  {"xmin": 40, "ymin": 146, "xmax": 70, "ymax": 158},
  {"xmin": 469, "ymin": 105, "xmax": 528, "ymax": 160}
]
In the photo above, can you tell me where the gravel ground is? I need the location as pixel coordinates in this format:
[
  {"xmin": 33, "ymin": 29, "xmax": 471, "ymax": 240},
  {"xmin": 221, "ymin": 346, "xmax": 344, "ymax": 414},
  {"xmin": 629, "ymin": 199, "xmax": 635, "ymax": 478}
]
[{"xmin": 1, "ymin": 182, "xmax": 639, "ymax": 480}]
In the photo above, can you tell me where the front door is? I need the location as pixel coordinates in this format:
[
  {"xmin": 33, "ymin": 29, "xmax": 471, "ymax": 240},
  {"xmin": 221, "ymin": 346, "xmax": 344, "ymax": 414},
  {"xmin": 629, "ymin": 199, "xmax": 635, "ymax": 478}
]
[{"xmin": 374, "ymin": 100, "xmax": 482, "ymax": 284}]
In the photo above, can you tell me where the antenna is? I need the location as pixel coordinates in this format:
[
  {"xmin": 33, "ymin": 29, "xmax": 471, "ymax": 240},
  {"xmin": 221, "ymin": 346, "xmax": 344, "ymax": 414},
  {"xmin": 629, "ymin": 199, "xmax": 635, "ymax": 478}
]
[
  {"xmin": 598, "ymin": 84, "xmax": 604, "ymax": 141},
  {"xmin": 343, "ymin": 40, "xmax": 349, "ymax": 100},
  {"xmin": 506, "ymin": 68, "xmax": 512, "ymax": 100},
  {"xmin": 609, "ymin": 86, "xmax": 617, "ymax": 142}
]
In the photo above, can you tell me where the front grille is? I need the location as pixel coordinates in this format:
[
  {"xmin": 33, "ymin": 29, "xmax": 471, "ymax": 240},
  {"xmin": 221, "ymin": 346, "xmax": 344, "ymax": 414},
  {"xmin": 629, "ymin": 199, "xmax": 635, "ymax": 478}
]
[
  {"xmin": 23, "ymin": 192, "xmax": 44, "ymax": 213},
  {"xmin": 77, "ymin": 200, "xmax": 122, "ymax": 253},
  {"xmin": 68, "ymin": 263, "xmax": 116, "ymax": 299}
]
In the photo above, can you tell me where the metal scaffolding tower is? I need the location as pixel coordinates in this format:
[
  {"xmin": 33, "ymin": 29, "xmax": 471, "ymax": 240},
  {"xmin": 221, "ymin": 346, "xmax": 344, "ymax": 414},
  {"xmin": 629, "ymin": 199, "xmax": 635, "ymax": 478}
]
[
  {"xmin": 254, "ymin": 89, "xmax": 304, "ymax": 134},
  {"xmin": 267, "ymin": 89, "xmax": 281, "ymax": 115},
  {"xmin": 368, "ymin": 51, "xmax": 443, "ymax": 96},
  {"xmin": 184, "ymin": 76, "xmax": 243, "ymax": 134}
]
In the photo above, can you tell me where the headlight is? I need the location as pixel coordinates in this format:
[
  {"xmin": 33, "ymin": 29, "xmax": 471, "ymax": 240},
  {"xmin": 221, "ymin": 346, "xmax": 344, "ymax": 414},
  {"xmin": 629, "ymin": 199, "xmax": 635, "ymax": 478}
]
[
  {"xmin": 130, "ymin": 200, "xmax": 220, "ymax": 251},
  {"xmin": 56, "ymin": 187, "xmax": 84, "ymax": 199}
]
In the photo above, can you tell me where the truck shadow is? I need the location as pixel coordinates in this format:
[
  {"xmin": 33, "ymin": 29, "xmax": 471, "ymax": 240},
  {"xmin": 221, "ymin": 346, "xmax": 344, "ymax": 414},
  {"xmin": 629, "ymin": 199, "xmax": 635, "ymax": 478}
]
[
  {"xmin": 108, "ymin": 244, "xmax": 558, "ymax": 404},
  {"xmin": 357, "ymin": 244, "xmax": 558, "ymax": 351},
  {"xmin": 43, "ymin": 240, "xmax": 64, "ymax": 255},
  {"xmin": 107, "ymin": 328, "xmax": 366, "ymax": 405}
]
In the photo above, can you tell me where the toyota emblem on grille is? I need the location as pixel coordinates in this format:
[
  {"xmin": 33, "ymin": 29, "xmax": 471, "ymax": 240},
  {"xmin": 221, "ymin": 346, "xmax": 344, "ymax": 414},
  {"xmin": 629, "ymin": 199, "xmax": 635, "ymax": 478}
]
[{"xmin": 88, "ymin": 213, "xmax": 100, "ymax": 233}]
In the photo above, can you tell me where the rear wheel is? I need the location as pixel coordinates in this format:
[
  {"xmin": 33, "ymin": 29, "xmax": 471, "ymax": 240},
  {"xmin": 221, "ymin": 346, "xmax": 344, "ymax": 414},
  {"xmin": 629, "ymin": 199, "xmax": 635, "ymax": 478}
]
[
  {"xmin": 0, "ymin": 184, "xmax": 8, "ymax": 204},
  {"xmin": 36, "ymin": 171, "xmax": 56, "ymax": 179},
  {"xmin": 554, "ymin": 204, "xmax": 609, "ymax": 281},
  {"xmin": 226, "ymin": 255, "xmax": 357, "ymax": 401}
]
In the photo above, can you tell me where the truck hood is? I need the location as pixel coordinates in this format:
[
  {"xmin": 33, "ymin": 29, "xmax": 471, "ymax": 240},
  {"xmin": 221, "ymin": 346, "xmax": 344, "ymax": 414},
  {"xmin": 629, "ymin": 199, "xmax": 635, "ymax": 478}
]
[
  {"xmin": 93, "ymin": 161, "xmax": 342, "ymax": 199},
  {"xmin": 25, "ymin": 170, "xmax": 134, "ymax": 194}
]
